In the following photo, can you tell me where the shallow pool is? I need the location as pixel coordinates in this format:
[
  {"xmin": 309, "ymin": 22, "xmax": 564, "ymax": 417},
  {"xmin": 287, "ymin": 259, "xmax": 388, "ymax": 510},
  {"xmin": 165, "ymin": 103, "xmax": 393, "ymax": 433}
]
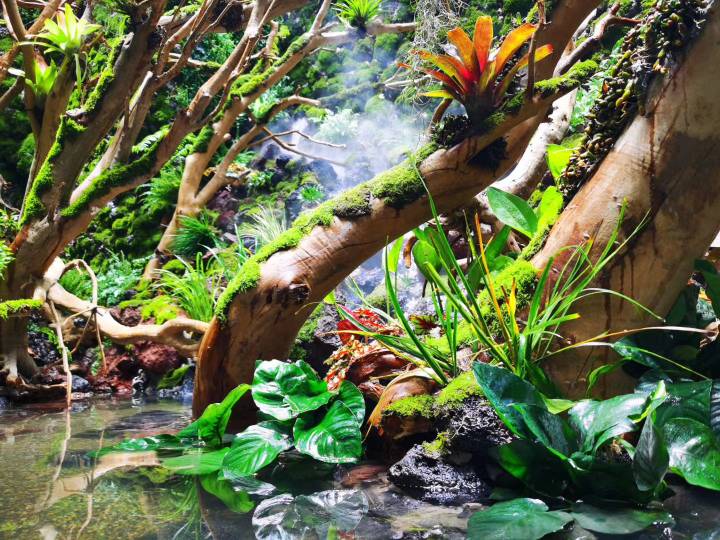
[{"xmin": 0, "ymin": 398, "xmax": 718, "ymax": 539}]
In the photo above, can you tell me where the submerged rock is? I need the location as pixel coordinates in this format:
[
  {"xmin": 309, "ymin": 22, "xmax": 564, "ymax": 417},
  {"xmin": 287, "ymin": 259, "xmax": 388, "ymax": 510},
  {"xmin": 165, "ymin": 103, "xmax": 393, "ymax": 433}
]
[{"xmin": 388, "ymin": 445, "xmax": 490, "ymax": 505}]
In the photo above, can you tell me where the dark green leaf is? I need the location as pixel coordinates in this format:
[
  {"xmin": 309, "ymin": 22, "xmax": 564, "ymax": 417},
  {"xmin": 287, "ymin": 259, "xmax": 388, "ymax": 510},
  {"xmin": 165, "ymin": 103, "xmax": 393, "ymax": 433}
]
[
  {"xmin": 162, "ymin": 448, "xmax": 229, "ymax": 475},
  {"xmin": 178, "ymin": 384, "xmax": 251, "ymax": 446},
  {"xmin": 712, "ymin": 380, "xmax": 720, "ymax": 438},
  {"xmin": 294, "ymin": 401, "xmax": 362, "ymax": 463},
  {"xmin": 633, "ymin": 416, "xmax": 669, "ymax": 492},
  {"xmin": 387, "ymin": 235, "xmax": 404, "ymax": 274},
  {"xmin": 336, "ymin": 381, "xmax": 365, "ymax": 425},
  {"xmin": 485, "ymin": 226, "xmax": 511, "ymax": 261},
  {"xmin": 662, "ymin": 417, "xmax": 720, "ymax": 490},
  {"xmin": 199, "ymin": 474, "xmax": 254, "ymax": 513},
  {"xmin": 467, "ymin": 498, "xmax": 572, "ymax": 540},
  {"xmin": 486, "ymin": 187, "xmax": 538, "ymax": 238},
  {"xmin": 570, "ymin": 503, "xmax": 674, "ymax": 534},
  {"xmin": 473, "ymin": 362, "xmax": 545, "ymax": 439},
  {"xmin": 222, "ymin": 421, "xmax": 293, "ymax": 477},
  {"xmin": 513, "ymin": 403, "xmax": 576, "ymax": 459},
  {"xmin": 491, "ymin": 440, "xmax": 569, "ymax": 498},
  {"xmin": 412, "ymin": 239, "xmax": 441, "ymax": 280},
  {"xmin": 252, "ymin": 360, "xmax": 332, "ymax": 421},
  {"xmin": 654, "ymin": 380, "xmax": 712, "ymax": 428},
  {"xmin": 96, "ymin": 434, "xmax": 185, "ymax": 456}
]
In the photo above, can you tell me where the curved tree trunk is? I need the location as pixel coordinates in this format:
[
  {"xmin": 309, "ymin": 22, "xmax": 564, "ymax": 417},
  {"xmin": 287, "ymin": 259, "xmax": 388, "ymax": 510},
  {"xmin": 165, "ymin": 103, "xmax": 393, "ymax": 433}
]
[
  {"xmin": 532, "ymin": 3, "xmax": 720, "ymax": 398},
  {"xmin": 192, "ymin": 0, "xmax": 603, "ymax": 417}
]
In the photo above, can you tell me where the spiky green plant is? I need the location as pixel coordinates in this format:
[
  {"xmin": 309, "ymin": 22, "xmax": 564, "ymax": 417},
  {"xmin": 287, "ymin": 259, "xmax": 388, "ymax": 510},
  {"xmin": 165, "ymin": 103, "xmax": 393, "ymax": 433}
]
[
  {"xmin": 171, "ymin": 211, "xmax": 222, "ymax": 258},
  {"xmin": 334, "ymin": 0, "xmax": 382, "ymax": 28},
  {"xmin": 236, "ymin": 206, "xmax": 287, "ymax": 250},
  {"xmin": 156, "ymin": 255, "xmax": 224, "ymax": 323},
  {"xmin": 26, "ymin": 61, "xmax": 58, "ymax": 99},
  {"xmin": 300, "ymin": 185, "xmax": 325, "ymax": 204},
  {"xmin": 34, "ymin": 4, "xmax": 100, "ymax": 56}
]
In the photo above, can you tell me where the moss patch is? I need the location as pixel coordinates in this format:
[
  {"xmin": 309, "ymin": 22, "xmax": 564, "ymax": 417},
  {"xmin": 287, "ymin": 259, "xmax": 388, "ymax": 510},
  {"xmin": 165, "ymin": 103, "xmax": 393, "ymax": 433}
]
[
  {"xmin": 0, "ymin": 299, "xmax": 43, "ymax": 319},
  {"xmin": 436, "ymin": 370, "xmax": 482, "ymax": 410},
  {"xmin": 534, "ymin": 59, "xmax": 599, "ymax": 98},
  {"xmin": 422, "ymin": 430, "xmax": 451, "ymax": 457},
  {"xmin": 384, "ymin": 394, "xmax": 436, "ymax": 418},
  {"xmin": 21, "ymin": 118, "xmax": 86, "ymax": 224},
  {"xmin": 332, "ymin": 185, "xmax": 372, "ymax": 218}
]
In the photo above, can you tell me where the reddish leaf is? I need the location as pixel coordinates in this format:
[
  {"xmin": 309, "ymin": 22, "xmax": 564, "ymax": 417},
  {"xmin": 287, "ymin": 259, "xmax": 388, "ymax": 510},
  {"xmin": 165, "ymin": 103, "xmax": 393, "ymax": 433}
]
[
  {"xmin": 473, "ymin": 16, "xmax": 494, "ymax": 72},
  {"xmin": 447, "ymin": 27, "xmax": 479, "ymax": 80},
  {"xmin": 493, "ymin": 22, "xmax": 537, "ymax": 79},
  {"xmin": 336, "ymin": 307, "xmax": 385, "ymax": 344},
  {"xmin": 493, "ymin": 43, "xmax": 554, "ymax": 104}
]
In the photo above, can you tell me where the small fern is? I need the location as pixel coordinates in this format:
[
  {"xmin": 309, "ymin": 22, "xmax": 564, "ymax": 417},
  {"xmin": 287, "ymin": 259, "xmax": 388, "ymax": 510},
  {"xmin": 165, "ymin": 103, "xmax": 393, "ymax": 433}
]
[{"xmin": 143, "ymin": 167, "xmax": 182, "ymax": 215}]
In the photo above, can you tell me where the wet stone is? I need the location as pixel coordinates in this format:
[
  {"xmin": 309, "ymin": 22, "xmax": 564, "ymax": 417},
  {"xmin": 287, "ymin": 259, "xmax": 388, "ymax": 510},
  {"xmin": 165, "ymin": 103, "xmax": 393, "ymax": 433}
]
[{"xmin": 388, "ymin": 445, "xmax": 491, "ymax": 506}]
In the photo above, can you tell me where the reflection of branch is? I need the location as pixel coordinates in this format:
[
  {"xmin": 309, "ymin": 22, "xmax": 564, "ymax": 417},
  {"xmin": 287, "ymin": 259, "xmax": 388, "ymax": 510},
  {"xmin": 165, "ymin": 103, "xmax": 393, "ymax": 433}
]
[
  {"xmin": 258, "ymin": 126, "xmax": 348, "ymax": 166},
  {"xmin": 48, "ymin": 300, "xmax": 72, "ymax": 406}
]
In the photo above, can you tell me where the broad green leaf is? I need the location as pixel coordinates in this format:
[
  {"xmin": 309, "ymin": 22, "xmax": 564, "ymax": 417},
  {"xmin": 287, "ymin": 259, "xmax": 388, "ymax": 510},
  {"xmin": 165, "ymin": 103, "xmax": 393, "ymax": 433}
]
[
  {"xmin": 513, "ymin": 404, "xmax": 576, "ymax": 459},
  {"xmin": 485, "ymin": 225, "xmax": 510, "ymax": 261},
  {"xmin": 294, "ymin": 401, "xmax": 362, "ymax": 463},
  {"xmin": 178, "ymin": 384, "xmax": 251, "ymax": 445},
  {"xmin": 222, "ymin": 421, "xmax": 293, "ymax": 477},
  {"xmin": 486, "ymin": 187, "xmax": 538, "ymax": 238},
  {"xmin": 335, "ymin": 381, "xmax": 365, "ymax": 425},
  {"xmin": 535, "ymin": 186, "xmax": 563, "ymax": 229},
  {"xmin": 252, "ymin": 360, "xmax": 332, "ymax": 421},
  {"xmin": 662, "ymin": 417, "xmax": 720, "ymax": 490},
  {"xmin": 467, "ymin": 498, "xmax": 572, "ymax": 540},
  {"xmin": 96, "ymin": 434, "xmax": 185, "ymax": 456},
  {"xmin": 654, "ymin": 380, "xmax": 713, "ymax": 428},
  {"xmin": 712, "ymin": 380, "xmax": 720, "ymax": 437},
  {"xmin": 633, "ymin": 416, "xmax": 669, "ymax": 492},
  {"xmin": 412, "ymin": 239, "xmax": 441, "ymax": 280},
  {"xmin": 199, "ymin": 474, "xmax": 254, "ymax": 513},
  {"xmin": 387, "ymin": 235, "xmax": 405, "ymax": 273},
  {"xmin": 569, "ymin": 386, "xmax": 665, "ymax": 454},
  {"xmin": 570, "ymin": 503, "xmax": 674, "ymax": 534},
  {"xmin": 473, "ymin": 362, "xmax": 545, "ymax": 439},
  {"xmin": 542, "ymin": 397, "xmax": 575, "ymax": 414},
  {"xmin": 545, "ymin": 144, "xmax": 574, "ymax": 181},
  {"xmin": 162, "ymin": 448, "xmax": 229, "ymax": 475}
]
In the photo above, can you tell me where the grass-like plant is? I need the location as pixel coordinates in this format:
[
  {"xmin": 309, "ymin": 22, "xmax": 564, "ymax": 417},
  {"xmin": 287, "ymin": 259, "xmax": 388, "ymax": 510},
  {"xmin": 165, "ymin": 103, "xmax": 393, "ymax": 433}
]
[
  {"xmin": 156, "ymin": 255, "xmax": 222, "ymax": 322},
  {"xmin": 334, "ymin": 0, "xmax": 382, "ymax": 29},
  {"xmin": 171, "ymin": 211, "xmax": 222, "ymax": 258},
  {"xmin": 236, "ymin": 206, "xmax": 288, "ymax": 251},
  {"xmin": 402, "ymin": 16, "xmax": 553, "ymax": 122}
]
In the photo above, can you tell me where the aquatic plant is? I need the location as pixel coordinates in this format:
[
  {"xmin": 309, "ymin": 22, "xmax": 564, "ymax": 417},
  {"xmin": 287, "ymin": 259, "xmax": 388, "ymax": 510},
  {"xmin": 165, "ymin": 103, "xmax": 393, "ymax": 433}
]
[
  {"xmin": 402, "ymin": 16, "xmax": 553, "ymax": 122},
  {"xmin": 99, "ymin": 360, "xmax": 365, "ymax": 475}
]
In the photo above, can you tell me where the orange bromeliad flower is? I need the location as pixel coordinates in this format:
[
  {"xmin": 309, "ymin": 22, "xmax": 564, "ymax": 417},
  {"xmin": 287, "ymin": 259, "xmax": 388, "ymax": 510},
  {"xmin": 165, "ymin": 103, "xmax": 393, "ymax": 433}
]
[{"xmin": 402, "ymin": 16, "xmax": 553, "ymax": 122}]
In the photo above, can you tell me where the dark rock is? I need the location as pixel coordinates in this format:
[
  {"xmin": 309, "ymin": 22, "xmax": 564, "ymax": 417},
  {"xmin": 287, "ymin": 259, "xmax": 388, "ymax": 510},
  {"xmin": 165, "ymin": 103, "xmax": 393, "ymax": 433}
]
[
  {"xmin": 437, "ymin": 397, "xmax": 514, "ymax": 454},
  {"xmin": 309, "ymin": 160, "xmax": 338, "ymax": 186},
  {"xmin": 109, "ymin": 307, "xmax": 141, "ymax": 327},
  {"xmin": 0, "ymin": 396, "xmax": 14, "ymax": 409},
  {"xmin": 276, "ymin": 153, "xmax": 292, "ymax": 169},
  {"xmin": 71, "ymin": 375, "xmax": 91, "ymax": 393},
  {"xmin": 27, "ymin": 321, "xmax": 60, "ymax": 367},
  {"xmin": 388, "ymin": 445, "xmax": 491, "ymax": 505},
  {"xmin": 208, "ymin": 189, "xmax": 239, "ymax": 214},
  {"xmin": 259, "ymin": 143, "xmax": 280, "ymax": 161},
  {"xmin": 216, "ymin": 209, "xmax": 238, "ymax": 233}
]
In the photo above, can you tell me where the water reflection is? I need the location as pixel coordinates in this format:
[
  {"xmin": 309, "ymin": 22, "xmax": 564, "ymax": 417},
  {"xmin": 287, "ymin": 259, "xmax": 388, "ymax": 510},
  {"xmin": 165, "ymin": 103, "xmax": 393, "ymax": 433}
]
[{"xmin": 1, "ymin": 398, "xmax": 719, "ymax": 539}]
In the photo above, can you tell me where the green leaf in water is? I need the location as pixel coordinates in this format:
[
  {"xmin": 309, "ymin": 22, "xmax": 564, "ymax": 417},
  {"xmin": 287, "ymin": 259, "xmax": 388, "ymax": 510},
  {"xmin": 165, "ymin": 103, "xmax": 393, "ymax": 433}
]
[
  {"xmin": 633, "ymin": 415, "xmax": 669, "ymax": 493},
  {"xmin": 178, "ymin": 384, "xmax": 251, "ymax": 446},
  {"xmin": 199, "ymin": 474, "xmax": 254, "ymax": 513},
  {"xmin": 294, "ymin": 400, "xmax": 362, "ymax": 463},
  {"xmin": 252, "ymin": 360, "xmax": 332, "ymax": 421},
  {"xmin": 570, "ymin": 503, "xmax": 674, "ymax": 534},
  {"xmin": 222, "ymin": 421, "xmax": 293, "ymax": 477},
  {"xmin": 467, "ymin": 498, "xmax": 572, "ymax": 540},
  {"xmin": 162, "ymin": 448, "xmax": 230, "ymax": 475}
]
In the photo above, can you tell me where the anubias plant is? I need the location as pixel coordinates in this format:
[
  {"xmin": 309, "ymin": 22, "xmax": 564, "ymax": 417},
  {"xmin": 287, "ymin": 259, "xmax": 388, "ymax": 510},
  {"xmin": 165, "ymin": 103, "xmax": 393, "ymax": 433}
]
[
  {"xmin": 99, "ymin": 360, "xmax": 365, "ymax": 480},
  {"xmin": 403, "ymin": 16, "xmax": 553, "ymax": 122}
]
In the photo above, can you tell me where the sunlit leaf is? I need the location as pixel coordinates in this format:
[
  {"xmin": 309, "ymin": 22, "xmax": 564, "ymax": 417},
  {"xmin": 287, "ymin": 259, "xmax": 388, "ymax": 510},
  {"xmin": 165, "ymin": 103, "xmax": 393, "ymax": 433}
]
[
  {"xmin": 447, "ymin": 27, "xmax": 479, "ymax": 79},
  {"xmin": 473, "ymin": 16, "xmax": 493, "ymax": 71},
  {"xmin": 467, "ymin": 498, "xmax": 572, "ymax": 540},
  {"xmin": 222, "ymin": 421, "xmax": 293, "ymax": 477},
  {"xmin": 486, "ymin": 187, "xmax": 538, "ymax": 238},
  {"xmin": 294, "ymin": 400, "xmax": 363, "ymax": 463},
  {"xmin": 178, "ymin": 384, "xmax": 251, "ymax": 446}
]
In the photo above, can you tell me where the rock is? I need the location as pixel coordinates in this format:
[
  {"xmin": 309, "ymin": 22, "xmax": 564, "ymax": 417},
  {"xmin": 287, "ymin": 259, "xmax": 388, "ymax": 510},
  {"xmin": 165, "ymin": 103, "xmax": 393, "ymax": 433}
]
[
  {"xmin": 134, "ymin": 342, "xmax": 182, "ymax": 375},
  {"xmin": 436, "ymin": 396, "xmax": 514, "ymax": 454},
  {"xmin": 0, "ymin": 396, "xmax": 14, "ymax": 409},
  {"xmin": 216, "ymin": 209, "xmax": 238, "ymax": 233},
  {"xmin": 71, "ymin": 375, "xmax": 91, "ymax": 393},
  {"xmin": 109, "ymin": 307, "xmax": 141, "ymax": 327},
  {"xmin": 388, "ymin": 445, "xmax": 491, "ymax": 505},
  {"xmin": 309, "ymin": 160, "xmax": 338, "ymax": 186},
  {"xmin": 208, "ymin": 189, "xmax": 239, "ymax": 214}
]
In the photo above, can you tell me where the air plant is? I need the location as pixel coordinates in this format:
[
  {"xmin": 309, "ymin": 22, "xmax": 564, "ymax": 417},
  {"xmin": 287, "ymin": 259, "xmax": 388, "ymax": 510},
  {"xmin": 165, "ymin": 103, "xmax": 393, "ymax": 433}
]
[
  {"xmin": 26, "ymin": 61, "xmax": 58, "ymax": 100},
  {"xmin": 334, "ymin": 0, "xmax": 382, "ymax": 29},
  {"xmin": 403, "ymin": 16, "xmax": 553, "ymax": 122},
  {"xmin": 34, "ymin": 5, "xmax": 101, "ymax": 57}
]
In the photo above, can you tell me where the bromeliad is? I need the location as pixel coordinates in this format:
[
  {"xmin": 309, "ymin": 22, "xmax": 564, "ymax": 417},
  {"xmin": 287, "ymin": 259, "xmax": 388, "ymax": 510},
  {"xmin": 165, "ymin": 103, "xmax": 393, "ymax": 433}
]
[{"xmin": 402, "ymin": 16, "xmax": 553, "ymax": 123}]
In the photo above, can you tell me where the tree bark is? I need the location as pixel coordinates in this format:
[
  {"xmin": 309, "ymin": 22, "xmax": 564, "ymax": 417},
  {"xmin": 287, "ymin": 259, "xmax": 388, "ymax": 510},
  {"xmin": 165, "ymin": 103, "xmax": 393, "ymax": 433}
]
[{"xmin": 532, "ymin": 3, "xmax": 720, "ymax": 398}]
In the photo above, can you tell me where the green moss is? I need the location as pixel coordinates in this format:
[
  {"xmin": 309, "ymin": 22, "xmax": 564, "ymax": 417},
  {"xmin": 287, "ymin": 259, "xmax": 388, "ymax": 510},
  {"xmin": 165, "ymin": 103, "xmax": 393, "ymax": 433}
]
[
  {"xmin": 534, "ymin": 59, "xmax": 599, "ymax": 98},
  {"xmin": 422, "ymin": 431, "xmax": 451, "ymax": 457},
  {"xmin": 384, "ymin": 394, "xmax": 436, "ymax": 418},
  {"xmin": 61, "ymin": 133, "xmax": 166, "ymax": 219},
  {"xmin": 189, "ymin": 125, "xmax": 215, "ymax": 154},
  {"xmin": 21, "ymin": 118, "xmax": 86, "ymax": 224},
  {"xmin": 215, "ymin": 259, "xmax": 261, "ymax": 321},
  {"xmin": 436, "ymin": 370, "xmax": 483, "ymax": 409},
  {"xmin": 332, "ymin": 185, "xmax": 372, "ymax": 217},
  {"xmin": 0, "ymin": 299, "xmax": 43, "ymax": 319},
  {"xmin": 369, "ymin": 145, "xmax": 437, "ymax": 209}
]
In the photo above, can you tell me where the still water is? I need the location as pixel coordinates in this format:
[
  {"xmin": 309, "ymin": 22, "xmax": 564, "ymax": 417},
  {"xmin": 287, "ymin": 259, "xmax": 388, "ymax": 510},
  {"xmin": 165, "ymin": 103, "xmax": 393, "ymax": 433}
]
[{"xmin": 0, "ymin": 398, "xmax": 719, "ymax": 539}]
